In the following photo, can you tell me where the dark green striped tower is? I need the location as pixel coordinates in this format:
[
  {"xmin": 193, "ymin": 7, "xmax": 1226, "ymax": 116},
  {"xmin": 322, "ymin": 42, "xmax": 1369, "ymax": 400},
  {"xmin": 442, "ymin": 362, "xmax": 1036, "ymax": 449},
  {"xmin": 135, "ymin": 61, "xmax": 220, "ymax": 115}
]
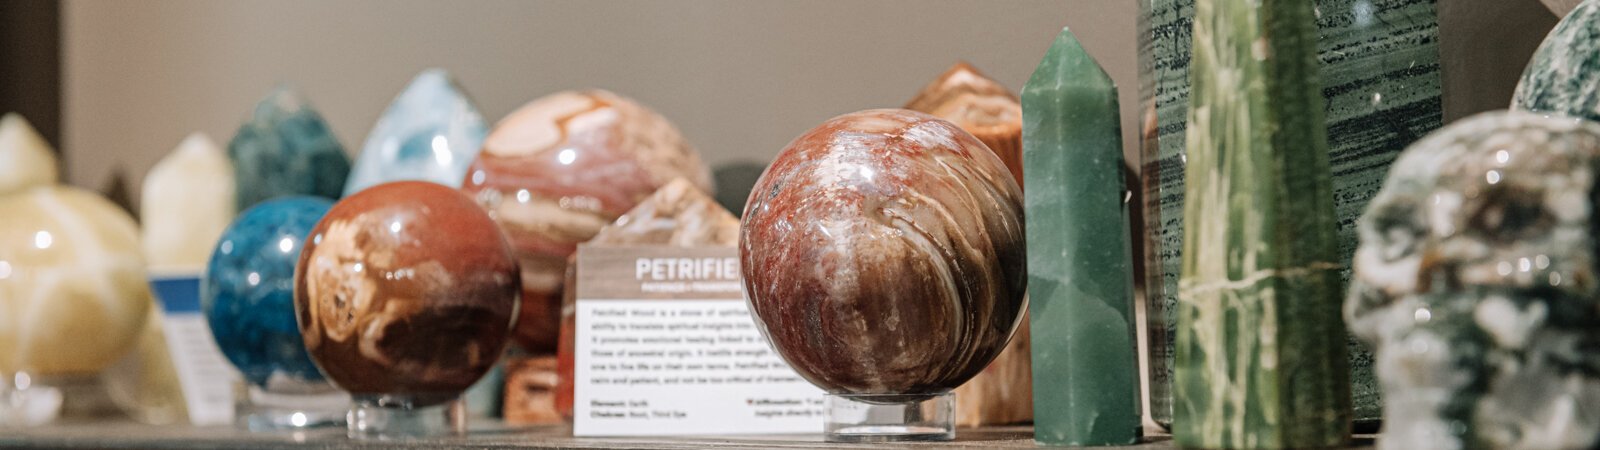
[
  {"xmin": 1141, "ymin": 0, "xmax": 1440, "ymax": 430},
  {"xmin": 1174, "ymin": 0, "xmax": 1352, "ymax": 447}
]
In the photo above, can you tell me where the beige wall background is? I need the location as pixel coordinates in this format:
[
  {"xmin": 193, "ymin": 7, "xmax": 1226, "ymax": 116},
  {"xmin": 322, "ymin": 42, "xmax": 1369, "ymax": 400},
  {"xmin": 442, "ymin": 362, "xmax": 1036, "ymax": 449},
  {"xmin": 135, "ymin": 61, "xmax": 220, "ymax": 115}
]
[
  {"xmin": 62, "ymin": 0, "xmax": 1137, "ymax": 203},
  {"xmin": 56, "ymin": 0, "xmax": 1560, "ymax": 431},
  {"xmin": 61, "ymin": 0, "xmax": 1563, "ymax": 204}
]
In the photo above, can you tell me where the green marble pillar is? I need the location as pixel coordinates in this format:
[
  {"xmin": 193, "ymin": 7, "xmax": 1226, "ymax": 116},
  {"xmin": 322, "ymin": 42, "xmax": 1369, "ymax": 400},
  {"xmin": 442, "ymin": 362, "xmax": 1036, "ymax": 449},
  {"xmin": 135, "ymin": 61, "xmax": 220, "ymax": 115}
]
[
  {"xmin": 1174, "ymin": 0, "xmax": 1351, "ymax": 448},
  {"xmin": 1022, "ymin": 27, "xmax": 1141, "ymax": 447},
  {"xmin": 1140, "ymin": 0, "xmax": 1440, "ymax": 429}
]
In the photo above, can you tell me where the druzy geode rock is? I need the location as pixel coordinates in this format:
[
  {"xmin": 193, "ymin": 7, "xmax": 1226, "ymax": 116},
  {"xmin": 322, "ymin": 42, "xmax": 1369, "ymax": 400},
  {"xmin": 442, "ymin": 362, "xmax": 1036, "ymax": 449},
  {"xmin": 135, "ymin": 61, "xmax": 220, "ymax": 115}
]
[
  {"xmin": 294, "ymin": 181, "xmax": 518, "ymax": 404},
  {"xmin": 740, "ymin": 109, "xmax": 1026, "ymax": 396},
  {"xmin": 1514, "ymin": 0, "xmax": 1600, "ymax": 123},
  {"xmin": 228, "ymin": 87, "xmax": 352, "ymax": 212},
  {"xmin": 343, "ymin": 69, "xmax": 487, "ymax": 196},
  {"xmin": 461, "ymin": 90, "xmax": 712, "ymax": 353},
  {"xmin": 1348, "ymin": 111, "xmax": 1600, "ymax": 450}
]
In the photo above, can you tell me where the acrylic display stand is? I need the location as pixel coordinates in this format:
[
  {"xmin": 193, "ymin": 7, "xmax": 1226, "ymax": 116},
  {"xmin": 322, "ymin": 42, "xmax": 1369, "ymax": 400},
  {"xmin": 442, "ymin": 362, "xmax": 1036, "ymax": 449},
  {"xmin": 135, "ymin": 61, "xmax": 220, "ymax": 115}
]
[
  {"xmin": 823, "ymin": 392, "xmax": 955, "ymax": 443},
  {"xmin": 237, "ymin": 381, "xmax": 346, "ymax": 431},
  {"xmin": 346, "ymin": 394, "xmax": 465, "ymax": 440}
]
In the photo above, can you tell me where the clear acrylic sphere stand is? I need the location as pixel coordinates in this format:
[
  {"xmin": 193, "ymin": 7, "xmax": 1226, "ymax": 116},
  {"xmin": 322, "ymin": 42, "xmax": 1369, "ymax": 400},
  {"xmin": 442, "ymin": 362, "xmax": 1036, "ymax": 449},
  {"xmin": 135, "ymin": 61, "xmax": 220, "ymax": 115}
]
[
  {"xmin": 236, "ymin": 377, "xmax": 347, "ymax": 430},
  {"xmin": 0, "ymin": 372, "xmax": 65, "ymax": 426},
  {"xmin": 824, "ymin": 392, "xmax": 955, "ymax": 442},
  {"xmin": 347, "ymin": 394, "xmax": 466, "ymax": 439}
]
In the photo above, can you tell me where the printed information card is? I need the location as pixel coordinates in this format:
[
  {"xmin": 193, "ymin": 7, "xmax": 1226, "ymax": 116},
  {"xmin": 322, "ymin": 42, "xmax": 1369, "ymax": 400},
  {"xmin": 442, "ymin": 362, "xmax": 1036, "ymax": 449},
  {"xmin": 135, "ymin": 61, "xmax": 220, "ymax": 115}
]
[
  {"xmin": 148, "ymin": 271, "xmax": 239, "ymax": 425},
  {"xmin": 572, "ymin": 246, "xmax": 825, "ymax": 436}
]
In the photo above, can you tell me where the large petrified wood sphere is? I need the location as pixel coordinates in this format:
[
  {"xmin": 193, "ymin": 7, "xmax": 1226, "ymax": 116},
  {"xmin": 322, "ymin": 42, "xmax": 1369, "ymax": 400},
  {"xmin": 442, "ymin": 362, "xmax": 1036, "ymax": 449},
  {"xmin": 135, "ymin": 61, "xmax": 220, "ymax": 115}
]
[
  {"xmin": 294, "ymin": 181, "xmax": 519, "ymax": 405},
  {"xmin": 904, "ymin": 60, "xmax": 1032, "ymax": 427},
  {"xmin": 461, "ymin": 90, "xmax": 711, "ymax": 352},
  {"xmin": 740, "ymin": 109, "xmax": 1026, "ymax": 396}
]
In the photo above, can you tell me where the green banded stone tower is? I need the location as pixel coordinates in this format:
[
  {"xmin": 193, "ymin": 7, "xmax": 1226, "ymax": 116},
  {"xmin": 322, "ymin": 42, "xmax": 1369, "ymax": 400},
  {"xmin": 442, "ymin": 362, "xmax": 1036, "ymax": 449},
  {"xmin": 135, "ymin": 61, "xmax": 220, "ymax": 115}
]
[
  {"xmin": 1174, "ymin": 0, "xmax": 1352, "ymax": 447},
  {"xmin": 1140, "ymin": 0, "xmax": 1440, "ymax": 430},
  {"xmin": 1022, "ymin": 27, "xmax": 1141, "ymax": 447}
]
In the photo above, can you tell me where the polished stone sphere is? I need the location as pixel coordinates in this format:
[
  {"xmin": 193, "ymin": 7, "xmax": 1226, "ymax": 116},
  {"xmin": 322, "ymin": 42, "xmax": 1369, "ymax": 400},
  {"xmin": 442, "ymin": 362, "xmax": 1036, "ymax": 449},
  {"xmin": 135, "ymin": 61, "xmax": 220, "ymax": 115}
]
[
  {"xmin": 204, "ymin": 197, "xmax": 332, "ymax": 386},
  {"xmin": 0, "ymin": 186, "xmax": 151, "ymax": 375},
  {"xmin": 294, "ymin": 181, "xmax": 519, "ymax": 404},
  {"xmin": 460, "ymin": 89, "xmax": 710, "ymax": 352},
  {"xmin": 739, "ymin": 109, "xmax": 1026, "ymax": 396}
]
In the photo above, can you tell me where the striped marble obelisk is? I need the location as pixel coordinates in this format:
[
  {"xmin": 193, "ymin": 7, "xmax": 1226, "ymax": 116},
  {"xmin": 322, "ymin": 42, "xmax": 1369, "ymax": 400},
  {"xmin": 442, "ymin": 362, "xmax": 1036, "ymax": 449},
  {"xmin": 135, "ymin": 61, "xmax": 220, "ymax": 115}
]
[
  {"xmin": 1173, "ymin": 0, "xmax": 1352, "ymax": 447},
  {"xmin": 1139, "ymin": 0, "xmax": 1439, "ymax": 429}
]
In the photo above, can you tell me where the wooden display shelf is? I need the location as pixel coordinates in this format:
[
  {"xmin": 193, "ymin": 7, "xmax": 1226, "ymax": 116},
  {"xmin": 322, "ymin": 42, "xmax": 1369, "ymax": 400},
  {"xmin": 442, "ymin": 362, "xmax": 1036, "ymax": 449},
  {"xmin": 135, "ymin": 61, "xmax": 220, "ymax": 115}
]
[{"xmin": 1, "ymin": 421, "xmax": 1379, "ymax": 449}]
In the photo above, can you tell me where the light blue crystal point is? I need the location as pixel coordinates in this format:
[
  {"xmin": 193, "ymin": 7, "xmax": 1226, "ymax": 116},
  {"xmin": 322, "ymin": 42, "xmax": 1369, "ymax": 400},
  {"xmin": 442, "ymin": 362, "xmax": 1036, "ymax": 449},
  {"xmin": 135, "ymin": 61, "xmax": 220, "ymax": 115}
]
[{"xmin": 342, "ymin": 68, "xmax": 488, "ymax": 196}]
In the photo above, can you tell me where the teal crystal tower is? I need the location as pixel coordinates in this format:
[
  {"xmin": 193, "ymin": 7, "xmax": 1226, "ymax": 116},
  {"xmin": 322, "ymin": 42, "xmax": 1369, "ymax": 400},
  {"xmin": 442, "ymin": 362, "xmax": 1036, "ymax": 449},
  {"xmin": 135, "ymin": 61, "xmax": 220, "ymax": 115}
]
[
  {"xmin": 228, "ymin": 87, "xmax": 351, "ymax": 212},
  {"xmin": 1514, "ymin": 0, "xmax": 1600, "ymax": 123},
  {"xmin": 1022, "ymin": 27, "xmax": 1142, "ymax": 447},
  {"xmin": 1139, "ymin": 0, "xmax": 1439, "ymax": 429},
  {"xmin": 343, "ymin": 69, "xmax": 488, "ymax": 196},
  {"xmin": 1174, "ymin": 0, "xmax": 1351, "ymax": 448}
]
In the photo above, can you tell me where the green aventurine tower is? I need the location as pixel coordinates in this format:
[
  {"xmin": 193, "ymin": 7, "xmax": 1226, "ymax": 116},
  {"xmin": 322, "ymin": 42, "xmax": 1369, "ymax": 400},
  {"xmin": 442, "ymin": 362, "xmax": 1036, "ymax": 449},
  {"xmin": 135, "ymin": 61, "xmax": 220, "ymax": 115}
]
[
  {"xmin": 1175, "ymin": 0, "xmax": 1351, "ymax": 448},
  {"xmin": 1022, "ymin": 27, "xmax": 1141, "ymax": 446}
]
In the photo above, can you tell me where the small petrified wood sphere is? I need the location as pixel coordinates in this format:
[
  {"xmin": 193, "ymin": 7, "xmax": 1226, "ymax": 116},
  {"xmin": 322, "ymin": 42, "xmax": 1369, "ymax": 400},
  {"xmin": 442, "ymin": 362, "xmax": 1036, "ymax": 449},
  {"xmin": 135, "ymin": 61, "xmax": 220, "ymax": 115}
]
[
  {"xmin": 740, "ymin": 109, "xmax": 1026, "ymax": 396},
  {"xmin": 294, "ymin": 181, "xmax": 519, "ymax": 405}
]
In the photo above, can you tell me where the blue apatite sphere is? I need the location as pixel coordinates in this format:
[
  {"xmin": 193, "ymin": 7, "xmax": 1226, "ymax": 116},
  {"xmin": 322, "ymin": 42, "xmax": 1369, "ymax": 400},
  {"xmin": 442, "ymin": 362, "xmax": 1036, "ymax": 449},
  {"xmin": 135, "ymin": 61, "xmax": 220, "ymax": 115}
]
[{"xmin": 204, "ymin": 196, "xmax": 333, "ymax": 386}]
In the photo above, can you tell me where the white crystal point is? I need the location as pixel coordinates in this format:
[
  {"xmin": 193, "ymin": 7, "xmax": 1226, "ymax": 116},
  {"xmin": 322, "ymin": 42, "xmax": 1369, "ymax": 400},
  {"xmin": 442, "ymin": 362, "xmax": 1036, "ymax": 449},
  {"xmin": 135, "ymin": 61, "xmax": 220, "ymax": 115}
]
[
  {"xmin": 343, "ymin": 68, "xmax": 487, "ymax": 195},
  {"xmin": 1543, "ymin": 0, "xmax": 1584, "ymax": 17},
  {"xmin": 0, "ymin": 113, "xmax": 60, "ymax": 195},
  {"xmin": 141, "ymin": 132, "xmax": 235, "ymax": 268}
]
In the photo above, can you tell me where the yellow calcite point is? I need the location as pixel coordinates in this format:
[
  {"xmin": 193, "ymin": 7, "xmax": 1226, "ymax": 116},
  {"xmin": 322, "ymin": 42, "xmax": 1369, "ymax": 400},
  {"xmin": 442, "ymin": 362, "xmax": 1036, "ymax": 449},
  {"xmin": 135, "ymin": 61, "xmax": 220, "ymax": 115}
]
[
  {"xmin": 101, "ymin": 308, "xmax": 187, "ymax": 424},
  {"xmin": 140, "ymin": 133, "xmax": 236, "ymax": 268},
  {"xmin": 0, "ymin": 186, "xmax": 152, "ymax": 375},
  {"xmin": 0, "ymin": 114, "xmax": 59, "ymax": 196}
]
